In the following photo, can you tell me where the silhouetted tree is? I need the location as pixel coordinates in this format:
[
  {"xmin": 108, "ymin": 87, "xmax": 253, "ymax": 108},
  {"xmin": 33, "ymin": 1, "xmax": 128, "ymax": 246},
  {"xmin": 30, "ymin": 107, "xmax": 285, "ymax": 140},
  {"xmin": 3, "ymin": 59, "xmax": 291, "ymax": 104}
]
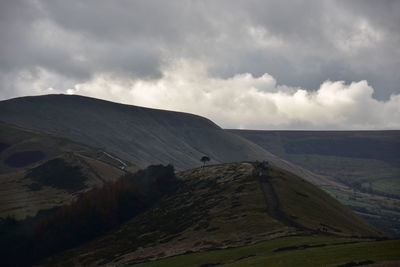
[{"xmin": 200, "ymin": 156, "xmax": 210, "ymax": 168}]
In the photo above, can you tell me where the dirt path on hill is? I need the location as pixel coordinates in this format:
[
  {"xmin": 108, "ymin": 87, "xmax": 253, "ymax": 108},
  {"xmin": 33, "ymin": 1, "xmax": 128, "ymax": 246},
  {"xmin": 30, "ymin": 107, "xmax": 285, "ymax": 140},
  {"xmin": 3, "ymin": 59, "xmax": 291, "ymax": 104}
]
[{"xmin": 253, "ymin": 162, "xmax": 304, "ymax": 229}]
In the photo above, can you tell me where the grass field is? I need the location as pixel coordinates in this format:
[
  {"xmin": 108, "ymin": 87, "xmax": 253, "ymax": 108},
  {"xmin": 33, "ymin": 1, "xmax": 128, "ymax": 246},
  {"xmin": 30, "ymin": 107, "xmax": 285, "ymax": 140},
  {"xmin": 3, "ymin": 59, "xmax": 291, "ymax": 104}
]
[
  {"xmin": 369, "ymin": 178, "xmax": 400, "ymax": 195},
  {"xmin": 135, "ymin": 235, "xmax": 400, "ymax": 267}
]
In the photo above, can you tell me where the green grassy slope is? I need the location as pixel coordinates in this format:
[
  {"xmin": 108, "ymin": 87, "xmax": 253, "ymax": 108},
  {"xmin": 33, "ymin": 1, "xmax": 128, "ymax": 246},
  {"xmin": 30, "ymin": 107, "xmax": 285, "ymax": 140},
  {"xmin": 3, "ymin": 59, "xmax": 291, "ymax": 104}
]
[
  {"xmin": 229, "ymin": 130, "xmax": 400, "ymax": 236},
  {"xmin": 268, "ymin": 166, "xmax": 382, "ymax": 237},
  {"xmin": 136, "ymin": 236, "xmax": 400, "ymax": 267},
  {"xmin": 42, "ymin": 162, "xmax": 383, "ymax": 266}
]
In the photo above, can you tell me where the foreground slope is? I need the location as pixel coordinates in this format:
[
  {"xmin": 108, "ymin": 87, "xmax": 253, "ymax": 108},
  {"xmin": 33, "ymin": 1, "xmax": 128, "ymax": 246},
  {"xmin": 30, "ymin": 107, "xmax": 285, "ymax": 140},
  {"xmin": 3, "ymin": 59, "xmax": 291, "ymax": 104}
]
[
  {"xmin": 43, "ymin": 162, "xmax": 383, "ymax": 266},
  {"xmin": 229, "ymin": 130, "xmax": 400, "ymax": 236},
  {"xmin": 0, "ymin": 95, "xmax": 322, "ymax": 184},
  {"xmin": 0, "ymin": 122, "xmax": 135, "ymax": 219},
  {"xmin": 138, "ymin": 236, "xmax": 400, "ymax": 267}
]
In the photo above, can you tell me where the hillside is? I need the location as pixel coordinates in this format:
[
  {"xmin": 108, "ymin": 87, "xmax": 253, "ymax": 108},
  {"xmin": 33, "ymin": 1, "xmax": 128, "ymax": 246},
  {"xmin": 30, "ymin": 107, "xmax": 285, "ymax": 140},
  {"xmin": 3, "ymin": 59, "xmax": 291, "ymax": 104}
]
[
  {"xmin": 0, "ymin": 95, "xmax": 324, "ymax": 185},
  {"xmin": 0, "ymin": 122, "xmax": 136, "ymax": 219},
  {"xmin": 42, "ymin": 162, "xmax": 384, "ymax": 266},
  {"xmin": 229, "ymin": 130, "xmax": 400, "ymax": 236}
]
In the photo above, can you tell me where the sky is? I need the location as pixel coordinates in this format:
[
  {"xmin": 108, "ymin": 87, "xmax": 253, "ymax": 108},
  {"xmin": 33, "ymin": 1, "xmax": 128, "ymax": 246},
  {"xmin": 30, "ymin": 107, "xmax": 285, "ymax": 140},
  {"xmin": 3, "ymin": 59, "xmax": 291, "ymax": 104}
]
[{"xmin": 0, "ymin": 0, "xmax": 399, "ymax": 130}]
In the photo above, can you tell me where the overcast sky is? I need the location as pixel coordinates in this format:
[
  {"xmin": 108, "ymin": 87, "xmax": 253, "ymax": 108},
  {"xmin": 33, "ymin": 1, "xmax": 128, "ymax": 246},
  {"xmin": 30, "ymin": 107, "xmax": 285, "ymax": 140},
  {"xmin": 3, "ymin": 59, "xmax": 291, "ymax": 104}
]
[{"xmin": 1, "ymin": 0, "xmax": 399, "ymax": 129}]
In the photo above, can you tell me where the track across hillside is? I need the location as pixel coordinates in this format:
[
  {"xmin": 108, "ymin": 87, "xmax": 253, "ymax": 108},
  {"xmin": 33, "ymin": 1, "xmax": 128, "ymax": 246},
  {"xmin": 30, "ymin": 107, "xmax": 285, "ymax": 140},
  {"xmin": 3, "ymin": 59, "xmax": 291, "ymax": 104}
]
[{"xmin": 253, "ymin": 162, "xmax": 305, "ymax": 230}]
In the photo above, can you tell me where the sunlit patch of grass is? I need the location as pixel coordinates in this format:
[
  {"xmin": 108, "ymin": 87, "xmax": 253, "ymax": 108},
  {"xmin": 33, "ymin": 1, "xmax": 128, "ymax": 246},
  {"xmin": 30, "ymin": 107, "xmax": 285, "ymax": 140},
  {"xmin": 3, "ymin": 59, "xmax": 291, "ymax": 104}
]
[{"xmin": 135, "ymin": 236, "xmax": 400, "ymax": 267}]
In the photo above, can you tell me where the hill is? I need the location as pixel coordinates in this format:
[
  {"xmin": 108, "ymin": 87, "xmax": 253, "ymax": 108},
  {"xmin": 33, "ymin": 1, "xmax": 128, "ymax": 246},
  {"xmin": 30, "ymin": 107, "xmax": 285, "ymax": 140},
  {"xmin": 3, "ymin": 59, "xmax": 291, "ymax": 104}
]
[
  {"xmin": 0, "ymin": 122, "xmax": 137, "ymax": 219},
  {"xmin": 229, "ymin": 130, "xmax": 400, "ymax": 236},
  {"xmin": 42, "ymin": 162, "xmax": 384, "ymax": 266},
  {"xmin": 0, "ymin": 94, "xmax": 324, "ymax": 185}
]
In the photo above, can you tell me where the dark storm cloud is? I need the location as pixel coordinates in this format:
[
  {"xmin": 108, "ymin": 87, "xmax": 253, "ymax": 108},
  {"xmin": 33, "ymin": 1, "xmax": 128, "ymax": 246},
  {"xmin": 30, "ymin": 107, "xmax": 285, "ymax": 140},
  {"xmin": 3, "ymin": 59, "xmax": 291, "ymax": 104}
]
[
  {"xmin": 210, "ymin": 0, "xmax": 400, "ymax": 99},
  {"xmin": 0, "ymin": 0, "xmax": 40, "ymax": 72},
  {"xmin": 340, "ymin": 0, "xmax": 400, "ymax": 32},
  {"xmin": 0, "ymin": 0, "xmax": 91, "ymax": 86},
  {"xmin": 42, "ymin": 1, "xmax": 208, "ymax": 42}
]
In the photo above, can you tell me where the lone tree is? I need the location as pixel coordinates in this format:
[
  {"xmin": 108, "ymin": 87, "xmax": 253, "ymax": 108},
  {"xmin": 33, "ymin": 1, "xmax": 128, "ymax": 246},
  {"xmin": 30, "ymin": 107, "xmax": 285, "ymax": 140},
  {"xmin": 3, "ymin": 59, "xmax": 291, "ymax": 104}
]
[{"xmin": 200, "ymin": 156, "xmax": 210, "ymax": 168}]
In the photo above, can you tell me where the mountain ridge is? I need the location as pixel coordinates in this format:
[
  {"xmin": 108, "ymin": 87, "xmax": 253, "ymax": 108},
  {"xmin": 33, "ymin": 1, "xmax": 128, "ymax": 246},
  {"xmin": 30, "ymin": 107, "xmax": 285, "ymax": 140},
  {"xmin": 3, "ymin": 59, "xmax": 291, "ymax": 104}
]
[{"xmin": 0, "ymin": 94, "xmax": 327, "ymax": 186}]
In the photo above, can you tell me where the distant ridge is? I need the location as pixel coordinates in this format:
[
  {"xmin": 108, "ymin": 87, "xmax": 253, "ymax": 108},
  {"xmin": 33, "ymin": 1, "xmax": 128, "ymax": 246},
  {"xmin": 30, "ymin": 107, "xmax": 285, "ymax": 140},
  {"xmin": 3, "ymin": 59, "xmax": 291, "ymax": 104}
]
[{"xmin": 0, "ymin": 94, "xmax": 327, "ymax": 184}]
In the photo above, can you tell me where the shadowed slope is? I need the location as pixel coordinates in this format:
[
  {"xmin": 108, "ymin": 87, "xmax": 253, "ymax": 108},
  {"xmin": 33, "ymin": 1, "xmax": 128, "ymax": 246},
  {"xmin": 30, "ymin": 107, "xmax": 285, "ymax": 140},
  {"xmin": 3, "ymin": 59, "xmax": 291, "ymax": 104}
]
[{"xmin": 0, "ymin": 94, "xmax": 324, "ymax": 184}]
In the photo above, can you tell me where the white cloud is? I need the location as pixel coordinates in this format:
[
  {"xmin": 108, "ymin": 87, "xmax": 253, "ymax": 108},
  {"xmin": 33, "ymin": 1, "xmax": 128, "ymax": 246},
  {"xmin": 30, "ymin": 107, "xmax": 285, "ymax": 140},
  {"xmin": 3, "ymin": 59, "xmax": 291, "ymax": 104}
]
[{"xmin": 69, "ymin": 59, "xmax": 400, "ymax": 130}]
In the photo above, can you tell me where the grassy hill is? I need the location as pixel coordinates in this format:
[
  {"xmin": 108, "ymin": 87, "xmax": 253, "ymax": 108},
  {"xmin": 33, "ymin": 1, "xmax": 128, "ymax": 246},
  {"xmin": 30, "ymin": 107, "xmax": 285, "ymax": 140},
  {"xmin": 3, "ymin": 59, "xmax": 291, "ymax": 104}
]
[
  {"xmin": 41, "ymin": 162, "xmax": 385, "ymax": 266},
  {"xmin": 229, "ymin": 130, "xmax": 400, "ymax": 236},
  {"xmin": 0, "ymin": 122, "xmax": 137, "ymax": 220},
  {"xmin": 0, "ymin": 94, "xmax": 325, "ymax": 185}
]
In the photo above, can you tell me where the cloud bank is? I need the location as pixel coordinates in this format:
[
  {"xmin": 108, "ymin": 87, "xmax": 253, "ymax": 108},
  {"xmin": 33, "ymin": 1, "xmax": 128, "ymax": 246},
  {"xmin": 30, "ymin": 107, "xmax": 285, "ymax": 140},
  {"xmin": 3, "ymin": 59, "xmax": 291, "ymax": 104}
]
[{"xmin": 69, "ymin": 60, "xmax": 400, "ymax": 130}]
